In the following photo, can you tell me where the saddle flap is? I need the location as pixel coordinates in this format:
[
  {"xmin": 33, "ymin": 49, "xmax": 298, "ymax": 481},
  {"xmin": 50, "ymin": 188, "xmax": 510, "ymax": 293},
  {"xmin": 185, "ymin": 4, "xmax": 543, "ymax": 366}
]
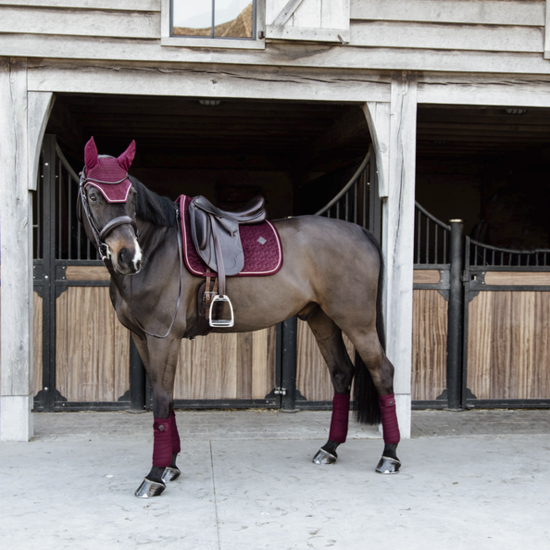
[{"xmin": 188, "ymin": 197, "xmax": 245, "ymax": 276}]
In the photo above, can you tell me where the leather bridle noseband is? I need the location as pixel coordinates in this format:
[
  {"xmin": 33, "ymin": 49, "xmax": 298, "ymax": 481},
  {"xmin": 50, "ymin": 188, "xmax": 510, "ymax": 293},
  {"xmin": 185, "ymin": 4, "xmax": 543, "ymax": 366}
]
[{"xmin": 78, "ymin": 168, "xmax": 139, "ymax": 261}]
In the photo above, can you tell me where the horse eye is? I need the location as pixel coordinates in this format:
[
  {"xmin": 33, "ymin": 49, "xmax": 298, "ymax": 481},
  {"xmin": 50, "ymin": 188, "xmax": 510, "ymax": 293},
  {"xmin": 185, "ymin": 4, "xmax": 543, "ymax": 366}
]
[{"xmin": 89, "ymin": 192, "xmax": 98, "ymax": 202}]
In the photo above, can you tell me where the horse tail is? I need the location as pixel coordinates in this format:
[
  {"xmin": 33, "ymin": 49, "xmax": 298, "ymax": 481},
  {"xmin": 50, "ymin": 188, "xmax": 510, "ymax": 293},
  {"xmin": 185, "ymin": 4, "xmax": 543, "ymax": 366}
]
[{"xmin": 353, "ymin": 227, "xmax": 384, "ymax": 425}]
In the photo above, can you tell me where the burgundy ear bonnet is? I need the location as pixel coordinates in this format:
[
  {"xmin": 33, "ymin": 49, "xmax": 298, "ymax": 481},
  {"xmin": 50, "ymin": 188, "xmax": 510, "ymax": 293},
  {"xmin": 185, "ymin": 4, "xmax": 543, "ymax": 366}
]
[{"xmin": 84, "ymin": 137, "xmax": 135, "ymax": 203}]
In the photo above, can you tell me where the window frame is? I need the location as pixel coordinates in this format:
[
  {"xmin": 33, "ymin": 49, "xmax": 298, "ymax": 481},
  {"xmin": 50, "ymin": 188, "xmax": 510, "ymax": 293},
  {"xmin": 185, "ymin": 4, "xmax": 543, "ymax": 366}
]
[{"xmin": 161, "ymin": 0, "xmax": 266, "ymax": 49}]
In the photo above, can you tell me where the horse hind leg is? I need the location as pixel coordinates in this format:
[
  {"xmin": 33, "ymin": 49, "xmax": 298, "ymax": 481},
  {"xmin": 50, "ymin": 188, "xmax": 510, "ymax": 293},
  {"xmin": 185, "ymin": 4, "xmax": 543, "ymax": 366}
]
[
  {"xmin": 348, "ymin": 327, "xmax": 402, "ymax": 474},
  {"xmin": 305, "ymin": 308, "xmax": 354, "ymax": 466}
]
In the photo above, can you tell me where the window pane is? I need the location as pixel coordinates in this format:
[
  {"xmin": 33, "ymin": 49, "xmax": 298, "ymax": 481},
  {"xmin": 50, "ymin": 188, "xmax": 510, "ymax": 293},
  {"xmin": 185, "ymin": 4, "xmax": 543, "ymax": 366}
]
[
  {"xmin": 172, "ymin": 0, "xmax": 213, "ymax": 37},
  {"xmin": 214, "ymin": 0, "xmax": 254, "ymax": 38}
]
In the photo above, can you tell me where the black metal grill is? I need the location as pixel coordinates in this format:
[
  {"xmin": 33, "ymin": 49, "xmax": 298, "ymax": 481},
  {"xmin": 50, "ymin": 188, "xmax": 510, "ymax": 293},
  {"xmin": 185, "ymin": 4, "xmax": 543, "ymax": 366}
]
[
  {"xmin": 315, "ymin": 146, "xmax": 381, "ymax": 241},
  {"xmin": 468, "ymin": 238, "xmax": 550, "ymax": 267},
  {"xmin": 414, "ymin": 202, "xmax": 451, "ymax": 267}
]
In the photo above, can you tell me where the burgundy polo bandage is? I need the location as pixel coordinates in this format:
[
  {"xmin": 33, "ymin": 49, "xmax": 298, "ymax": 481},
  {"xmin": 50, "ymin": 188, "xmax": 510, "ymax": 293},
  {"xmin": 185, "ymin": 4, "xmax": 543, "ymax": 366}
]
[
  {"xmin": 170, "ymin": 410, "xmax": 181, "ymax": 455},
  {"xmin": 379, "ymin": 393, "xmax": 400, "ymax": 444},
  {"xmin": 328, "ymin": 393, "xmax": 350, "ymax": 443},
  {"xmin": 153, "ymin": 417, "xmax": 173, "ymax": 467}
]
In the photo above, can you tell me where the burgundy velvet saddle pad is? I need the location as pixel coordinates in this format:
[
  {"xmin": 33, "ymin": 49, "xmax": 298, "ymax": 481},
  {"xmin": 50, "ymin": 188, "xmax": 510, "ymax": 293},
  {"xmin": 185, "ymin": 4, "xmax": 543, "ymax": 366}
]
[{"xmin": 178, "ymin": 195, "xmax": 283, "ymax": 278}]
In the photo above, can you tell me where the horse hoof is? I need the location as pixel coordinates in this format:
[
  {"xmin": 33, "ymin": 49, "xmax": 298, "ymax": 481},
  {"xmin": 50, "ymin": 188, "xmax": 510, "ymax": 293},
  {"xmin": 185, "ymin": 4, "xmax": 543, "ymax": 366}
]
[
  {"xmin": 313, "ymin": 448, "xmax": 337, "ymax": 465},
  {"xmin": 135, "ymin": 478, "xmax": 166, "ymax": 498},
  {"xmin": 162, "ymin": 466, "xmax": 181, "ymax": 483},
  {"xmin": 376, "ymin": 456, "xmax": 401, "ymax": 475}
]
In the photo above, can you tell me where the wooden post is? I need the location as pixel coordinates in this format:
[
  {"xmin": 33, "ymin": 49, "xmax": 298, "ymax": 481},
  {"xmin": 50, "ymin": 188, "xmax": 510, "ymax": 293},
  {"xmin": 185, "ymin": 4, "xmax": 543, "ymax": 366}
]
[
  {"xmin": 364, "ymin": 72, "xmax": 417, "ymax": 438},
  {"xmin": 0, "ymin": 60, "xmax": 52, "ymax": 441},
  {"xmin": 0, "ymin": 58, "xmax": 33, "ymax": 441}
]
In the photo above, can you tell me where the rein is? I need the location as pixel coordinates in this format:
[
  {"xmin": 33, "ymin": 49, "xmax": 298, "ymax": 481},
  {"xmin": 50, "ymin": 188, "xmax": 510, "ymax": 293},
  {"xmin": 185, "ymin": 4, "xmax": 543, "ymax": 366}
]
[
  {"xmin": 129, "ymin": 211, "xmax": 184, "ymax": 340},
  {"xmin": 78, "ymin": 169, "xmax": 184, "ymax": 339}
]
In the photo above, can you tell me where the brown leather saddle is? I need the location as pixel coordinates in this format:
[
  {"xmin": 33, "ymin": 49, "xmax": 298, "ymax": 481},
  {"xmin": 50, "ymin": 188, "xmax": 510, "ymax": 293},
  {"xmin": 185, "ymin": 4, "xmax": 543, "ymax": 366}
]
[{"xmin": 188, "ymin": 195, "xmax": 266, "ymax": 327}]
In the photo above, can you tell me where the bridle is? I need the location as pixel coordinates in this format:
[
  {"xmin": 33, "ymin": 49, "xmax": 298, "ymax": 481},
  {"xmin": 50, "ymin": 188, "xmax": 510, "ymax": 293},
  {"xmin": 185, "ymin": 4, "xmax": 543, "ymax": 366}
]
[
  {"xmin": 77, "ymin": 168, "xmax": 139, "ymax": 261},
  {"xmin": 77, "ymin": 168, "xmax": 184, "ymax": 339}
]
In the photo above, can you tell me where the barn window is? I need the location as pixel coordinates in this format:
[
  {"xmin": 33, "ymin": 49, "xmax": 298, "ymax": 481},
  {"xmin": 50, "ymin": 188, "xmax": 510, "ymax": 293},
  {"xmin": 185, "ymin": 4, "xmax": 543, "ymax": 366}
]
[
  {"xmin": 172, "ymin": 0, "xmax": 256, "ymax": 39},
  {"xmin": 161, "ymin": 0, "xmax": 265, "ymax": 49}
]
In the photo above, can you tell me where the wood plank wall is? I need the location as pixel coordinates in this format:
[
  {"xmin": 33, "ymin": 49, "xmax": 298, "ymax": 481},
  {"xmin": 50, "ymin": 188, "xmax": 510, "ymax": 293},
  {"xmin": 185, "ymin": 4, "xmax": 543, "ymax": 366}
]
[
  {"xmin": 1, "ymin": 0, "xmax": 549, "ymax": 75},
  {"xmin": 468, "ymin": 291, "xmax": 550, "ymax": 399},
  {"xmin": 411, "ymin": 289, "xmax": 448, "ymax": 401},
  {"xmin": 173, "ymin": 327, "xmax": 277, "ymax": 400},
  {"xmin": 0, "ymin": 292, "xmax": 43, "ymax": 396},
  {"xmin": 55, "ymin": 286, "xmax": 130, "ymax": 402}
]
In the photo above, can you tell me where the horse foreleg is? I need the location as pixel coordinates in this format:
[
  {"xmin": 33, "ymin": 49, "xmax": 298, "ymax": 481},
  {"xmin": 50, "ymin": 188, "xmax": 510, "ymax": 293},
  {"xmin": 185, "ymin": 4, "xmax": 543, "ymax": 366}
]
[
  {"xmin": 132, "ymin": 333, "xmax": 181, "ymax": 498},
  {"xmin": 306, "ymin": 309, "xmax": 354, "ymax": 465}
]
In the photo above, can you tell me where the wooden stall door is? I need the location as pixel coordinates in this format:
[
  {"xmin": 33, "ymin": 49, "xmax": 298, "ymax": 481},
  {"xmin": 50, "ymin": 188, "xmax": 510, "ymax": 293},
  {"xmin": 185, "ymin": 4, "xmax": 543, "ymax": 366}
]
[
  {"xmin": 55, "ymin": 286, "xmax": 130, "ymax": 403},
  {"xmin": 467, "ymin": 290, "xmax": 550, "ymax": 400}
]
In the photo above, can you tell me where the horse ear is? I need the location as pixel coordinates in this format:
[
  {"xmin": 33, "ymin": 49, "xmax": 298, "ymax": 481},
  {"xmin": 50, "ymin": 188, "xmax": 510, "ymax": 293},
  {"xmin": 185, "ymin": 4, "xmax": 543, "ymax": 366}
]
[
  {"xmin": 84, "ymin": 137, "xmax": 99, "ymax": 170},
  {"xmin": 118, "ymin": 140, "xmax": 136, "ymax": 171}
]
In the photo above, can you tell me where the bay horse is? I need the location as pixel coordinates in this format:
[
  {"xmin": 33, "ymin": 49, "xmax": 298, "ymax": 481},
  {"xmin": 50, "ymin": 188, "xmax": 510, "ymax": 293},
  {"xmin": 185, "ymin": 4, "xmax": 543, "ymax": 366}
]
[{"xmin": 78, "ymin": 137, "xmax": 401, "ymax": 498}]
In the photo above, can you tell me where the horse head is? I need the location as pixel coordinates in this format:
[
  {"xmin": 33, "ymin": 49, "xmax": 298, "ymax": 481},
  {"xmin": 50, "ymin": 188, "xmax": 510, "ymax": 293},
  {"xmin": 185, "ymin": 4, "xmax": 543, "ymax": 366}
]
[{"xmin": 80, "ymin": 137, "xmax": 142, "ymax": 275}]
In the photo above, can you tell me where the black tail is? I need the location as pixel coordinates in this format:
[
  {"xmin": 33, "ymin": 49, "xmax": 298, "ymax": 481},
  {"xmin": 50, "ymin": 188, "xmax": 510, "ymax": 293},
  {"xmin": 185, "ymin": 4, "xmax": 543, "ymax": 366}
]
[{"xmin": 353, "ymin": 228, "xmax": 385, "ymax": 425}]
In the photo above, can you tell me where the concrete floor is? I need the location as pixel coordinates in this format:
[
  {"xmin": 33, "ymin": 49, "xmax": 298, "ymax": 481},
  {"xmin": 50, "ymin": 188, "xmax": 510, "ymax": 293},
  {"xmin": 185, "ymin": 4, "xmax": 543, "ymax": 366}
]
[{"xmin": 1, "ymin": 409, "xmax": 549, "ymax": 550}]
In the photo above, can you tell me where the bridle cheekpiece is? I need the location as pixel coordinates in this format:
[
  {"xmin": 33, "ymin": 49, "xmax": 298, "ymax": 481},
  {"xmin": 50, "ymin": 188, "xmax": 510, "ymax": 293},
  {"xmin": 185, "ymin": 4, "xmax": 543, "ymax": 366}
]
[{"xmin": 78, "ymin": 164, "xmax": 139, "ymax": 262}]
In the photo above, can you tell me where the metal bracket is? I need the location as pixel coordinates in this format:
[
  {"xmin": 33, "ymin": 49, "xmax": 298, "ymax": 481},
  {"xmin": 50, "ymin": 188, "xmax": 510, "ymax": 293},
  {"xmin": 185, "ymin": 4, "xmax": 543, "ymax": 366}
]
[{"xmin": 437, "ymin": 269, "xmax": 450, "ymax": 301}]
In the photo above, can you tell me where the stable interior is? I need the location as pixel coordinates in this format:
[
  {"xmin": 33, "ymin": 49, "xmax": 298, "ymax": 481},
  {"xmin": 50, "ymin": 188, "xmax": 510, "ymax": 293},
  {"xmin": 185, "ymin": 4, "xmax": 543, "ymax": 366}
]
[
  {"xmin": 47, "ymin": 94, "xmax": 371, "ymax": 220},
  {"xmin": 416, "ymin": 105, "xmax": 550, "ymax": 247}
]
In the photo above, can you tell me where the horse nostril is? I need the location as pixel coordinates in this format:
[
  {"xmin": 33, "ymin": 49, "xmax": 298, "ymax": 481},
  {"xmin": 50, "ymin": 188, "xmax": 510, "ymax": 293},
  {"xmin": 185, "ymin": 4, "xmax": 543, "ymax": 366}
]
[
  {"xmin": 135, "ymin": 259, "xmax": 142, "ymax": 271},
  {"xmin": 118, "ymin": 248, "xmax": 130, "ymax": 266}
]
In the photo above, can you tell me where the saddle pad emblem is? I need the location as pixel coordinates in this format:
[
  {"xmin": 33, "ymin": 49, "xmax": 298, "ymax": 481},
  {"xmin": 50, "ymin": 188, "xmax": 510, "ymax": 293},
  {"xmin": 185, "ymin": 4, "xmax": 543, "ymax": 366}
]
[{"xmin": 178, "ymin": 195, "xmax": 283, "ymax": 278}]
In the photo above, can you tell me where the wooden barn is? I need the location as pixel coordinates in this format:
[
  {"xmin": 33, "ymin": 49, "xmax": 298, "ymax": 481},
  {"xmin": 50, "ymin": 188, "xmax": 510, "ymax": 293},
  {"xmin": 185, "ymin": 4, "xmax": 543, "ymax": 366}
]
[{"xmin": 2, "ymin": 0, "xmax": 550, "ymax": 442}]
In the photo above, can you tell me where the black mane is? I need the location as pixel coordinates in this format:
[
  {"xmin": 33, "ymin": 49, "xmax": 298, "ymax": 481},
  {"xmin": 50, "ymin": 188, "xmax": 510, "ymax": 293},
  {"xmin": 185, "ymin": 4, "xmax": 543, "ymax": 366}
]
[{"xmin": 129, "ymin": 176, "xmax": 178, "ymax": 227}]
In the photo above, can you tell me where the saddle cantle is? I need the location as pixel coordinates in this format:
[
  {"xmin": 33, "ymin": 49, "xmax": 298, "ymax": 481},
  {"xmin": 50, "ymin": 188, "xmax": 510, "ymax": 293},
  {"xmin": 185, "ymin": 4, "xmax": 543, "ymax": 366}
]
[{"xmin": 187, "ymin": 195, "xmax": 267, "ymax": 328}]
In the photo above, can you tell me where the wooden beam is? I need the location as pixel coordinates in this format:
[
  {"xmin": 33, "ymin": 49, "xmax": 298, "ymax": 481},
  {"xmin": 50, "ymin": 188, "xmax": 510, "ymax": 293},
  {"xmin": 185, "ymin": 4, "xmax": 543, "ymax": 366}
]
[
  {"xmin": 382, "ymin": 71, "xmax": 418, "ymax": 439},
  {"xmin": 0, "ymin": 58, "xmax": 33, "ymax": 441},
  {"xmin": 3, "ymin": 32, "xmax": 550, "ymax": 75},
  {"xmin": 271, "ymin": 0, "xmax": 306, "ymax": 28},
  {"xmin": 27, "ymin": 61, "xmax": 391, "ymax": 103},
  {"xmin": 27, "ymin": 92, "xmax": 55, "ymax": 191}
]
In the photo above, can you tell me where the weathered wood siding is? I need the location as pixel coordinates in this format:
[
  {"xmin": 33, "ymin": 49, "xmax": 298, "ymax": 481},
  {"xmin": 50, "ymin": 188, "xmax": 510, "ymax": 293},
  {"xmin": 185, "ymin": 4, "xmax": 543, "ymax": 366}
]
[
  {"xmin": 173, "ymin": 327, "xmax": 277, "ymax": 400},
  {"xmin": 467, "ymin": 290, "xmax": 550, "ymax": 399},
  {"xmin": 1, "ymin": 1, "xmax": 549, "ymax": 74},
  {"xmin": 55, "ymin": 287, "xmax": 130, "ymax": 402}
]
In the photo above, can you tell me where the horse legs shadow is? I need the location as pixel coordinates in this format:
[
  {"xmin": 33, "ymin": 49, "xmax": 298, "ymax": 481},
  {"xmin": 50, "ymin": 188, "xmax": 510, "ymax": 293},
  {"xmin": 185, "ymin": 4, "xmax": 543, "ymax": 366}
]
[
  {"xmin": 307, "ymin": 308, "xmax": 401, "ymax": 474},
  {"xmin": 131, "ymin": 332, "xmax": 183, "ymax": 498}
]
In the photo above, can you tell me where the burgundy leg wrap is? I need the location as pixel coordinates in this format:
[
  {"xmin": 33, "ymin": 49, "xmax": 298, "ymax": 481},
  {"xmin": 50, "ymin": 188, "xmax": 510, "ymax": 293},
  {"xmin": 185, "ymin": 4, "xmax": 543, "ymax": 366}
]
[
  {"xmin": 170, "ymin": 410, "xmax": 181, "ymax": 455},
  {"xmin": 153, "ymin": 417, "xmax": 173, "ymax": 467},
  {"xmin": 379, "ymin": 393, "xmax": 400, "ymax": 444},
  {"xmin": 328, "ymin": 393, "xmax": 350, "ymax": 443}
]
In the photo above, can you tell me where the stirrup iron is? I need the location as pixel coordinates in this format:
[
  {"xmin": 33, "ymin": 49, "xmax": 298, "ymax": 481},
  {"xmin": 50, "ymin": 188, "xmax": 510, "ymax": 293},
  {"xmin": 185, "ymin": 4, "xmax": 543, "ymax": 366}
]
[{"xmin": 209, "ymin": 294, "xmax": 235, "ymax": 328}]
